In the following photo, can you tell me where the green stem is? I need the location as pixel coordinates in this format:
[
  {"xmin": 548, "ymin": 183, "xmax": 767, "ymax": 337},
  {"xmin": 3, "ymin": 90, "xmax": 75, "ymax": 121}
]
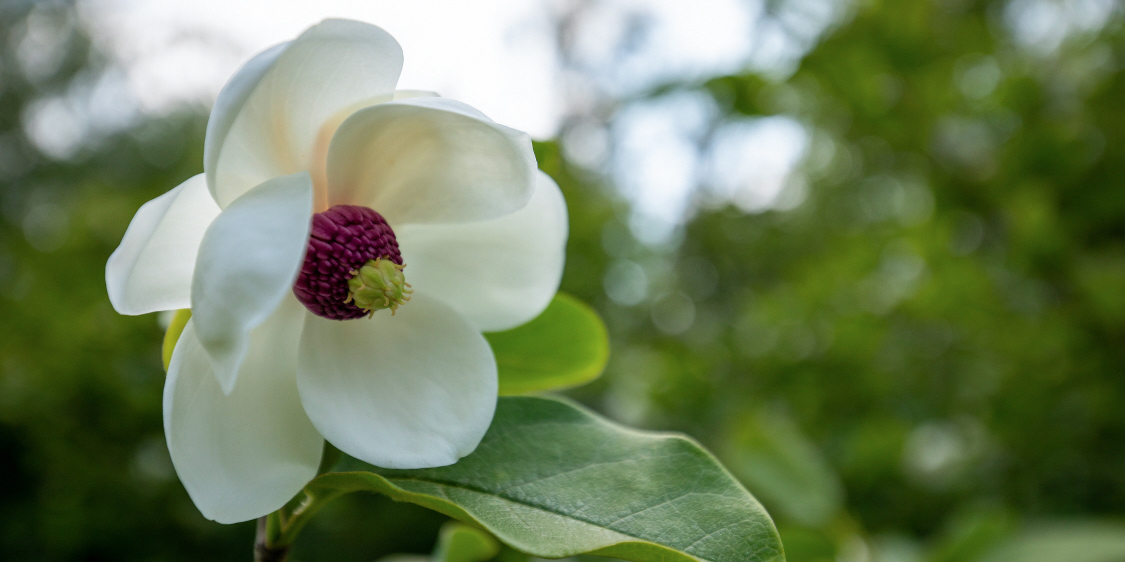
[
  {"xmin": 317, "ymin": 441, "xmax": 343, "ymax": 476},
  {"xmin": 254, "ymin": 513, "xmax": 288, "ymax": 562},
  {"xmin": 279, "ymin": 486, "xmax": 349, "ymax": 545},
  {"xmin": 253, "ymin": 442, "xmax": 348, "ymax": 561}
]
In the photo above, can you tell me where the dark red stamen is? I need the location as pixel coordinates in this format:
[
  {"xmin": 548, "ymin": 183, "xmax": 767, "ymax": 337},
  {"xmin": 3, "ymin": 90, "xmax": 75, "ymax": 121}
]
[{"xmin": 293, "ymin": 205, "xmax": 402, "ymax": 320}]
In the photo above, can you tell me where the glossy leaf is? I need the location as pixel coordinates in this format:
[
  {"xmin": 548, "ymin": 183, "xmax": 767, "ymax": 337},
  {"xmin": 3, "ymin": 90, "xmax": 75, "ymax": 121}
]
[
  {"xmin": 309, "ymin": 396, "xmax": 783, "ymax": 562},
  {"xmin": 485, "ymin": 293, "xmax": 609, "ymax": 395}
]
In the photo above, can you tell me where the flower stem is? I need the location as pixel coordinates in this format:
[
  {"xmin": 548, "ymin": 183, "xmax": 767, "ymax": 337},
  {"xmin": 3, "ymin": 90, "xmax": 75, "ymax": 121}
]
[
  {"xmin": 254, "ymin": 513, "xmax": 289, "ymax": 562},
  {"xmin": 253, "ymin": 442, "xmax": 348, "ymax": 561}
]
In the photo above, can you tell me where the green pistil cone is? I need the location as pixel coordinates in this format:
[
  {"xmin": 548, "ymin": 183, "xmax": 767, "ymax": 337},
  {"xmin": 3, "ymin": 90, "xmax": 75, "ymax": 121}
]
[{"xmin": 346, "ymin": 258, "xmax": 413, "ymax": 316}]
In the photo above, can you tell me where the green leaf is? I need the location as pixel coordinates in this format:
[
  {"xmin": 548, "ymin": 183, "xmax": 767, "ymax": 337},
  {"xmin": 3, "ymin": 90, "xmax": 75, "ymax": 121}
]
[
  {"xmin": 977, "ymin": 521, "xmax": 1125, "ymax": 562},
  {"xmin": 489, "ymin": 547, "xmax": 530, "ymax": 562},
  {"xmin": 485, "ymin": 293, "xmax": 609, "ymax": 395},
  {"xmin": 308, "ymin": 396, "xmax": 783, "ymax": 562},
  {"xmin": 434, "ymin": 522, "xmax": 501, "ymax": 562},
  {"xmin": 373, "ymin": 524, "xmax": 505, "ymax": 562},
  {"xmin": 161, "ymin": 309, "xmax": 191, "ymax": 371},
  {"xmin": 719, "ymin": 409, "xmax": 844, "ymax": 528},
  {"xmin": 928, "ymin": 505, "xmax": 1015, "ymax": 562}
]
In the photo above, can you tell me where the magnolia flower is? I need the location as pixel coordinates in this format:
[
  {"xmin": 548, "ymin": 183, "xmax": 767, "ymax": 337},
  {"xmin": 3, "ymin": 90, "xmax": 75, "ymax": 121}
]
[{"xmin": 105, "ymin": 20, "xmax": 567, "ymax": 523}]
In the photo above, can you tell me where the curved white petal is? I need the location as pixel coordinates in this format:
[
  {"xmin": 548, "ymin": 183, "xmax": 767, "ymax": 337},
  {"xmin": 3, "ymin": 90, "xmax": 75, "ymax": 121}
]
[
  {"xmin": 326, "ymin": 96, "xmax": 536, "ymax": 225},
  {"xmin": 397, "ymin": 171, "xmax": 568, "ymax": 332},
  {"xmin": 297, "ymin": 294, "xmax": 497, "ymax": 469},
  {"xmin": 164, "ymin": 298, "xmax": 323, "ymax": 524},
  {"xmin": 191, "ymin": 172, "xmax": 313, "ymax": 394},
  {"xmin": 203, "ymin": 42, "xmax": 288, "ymax": 205},
  {"xmin": 208, "ymin": 19, "xmax": 403, "ymax": 207},
  {"xmin": 106, "ymin": 174, "xmax": 220, "ymax": 315},
  {"xmin": 393, "ymin": 90, "xmax": 439, "ymax": 100}
]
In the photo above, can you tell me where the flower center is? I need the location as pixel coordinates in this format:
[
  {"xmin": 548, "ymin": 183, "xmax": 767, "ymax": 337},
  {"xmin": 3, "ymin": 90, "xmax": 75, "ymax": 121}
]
[{"xmin": 293, "ymin": 205, "xmax": 412, "ymax": 320}]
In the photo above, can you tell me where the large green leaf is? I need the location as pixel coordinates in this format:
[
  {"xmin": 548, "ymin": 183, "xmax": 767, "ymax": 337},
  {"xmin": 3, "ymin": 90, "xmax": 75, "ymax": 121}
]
[
  {"xmin": 485, "ymin": 293, "xmax": 608, "ymax": 395},
  {"xmin": 310, "ymin": 396, "xmax": 783, "ymax": 562}
]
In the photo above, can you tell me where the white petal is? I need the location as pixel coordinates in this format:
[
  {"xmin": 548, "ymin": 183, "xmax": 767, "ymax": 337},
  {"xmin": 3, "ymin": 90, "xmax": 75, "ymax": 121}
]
[
  {"xmin": 326, "ymin": 96, "xmax": 536, "ymax": 225},
  {"xmin": 203, "ymin": 42, "xmax": 288, "ymax": 206},
  {"xmin": 207, "ymin": 19, "xmax": 403, "ymax": 207},
  {"xmin": 297, "ymin": 294, "xmax": 497, "ymax": 469},
  {"xmin": 393, "ymin": 90, "xmax": 439, "ymax": 100},
  {"xmin": 164, "ymin": 298, "xmax": 323, "ymax": 524},
  {"xmin": 397, "ymin": 171, "xmax": 568, "ymax": 332},
  {"xmin": 106, "ymin": 174, "xmax": 220, "ymax": 315},
  {"xmin": 191, "ymin": 172, "xmax": 312, "ymax": 394}
]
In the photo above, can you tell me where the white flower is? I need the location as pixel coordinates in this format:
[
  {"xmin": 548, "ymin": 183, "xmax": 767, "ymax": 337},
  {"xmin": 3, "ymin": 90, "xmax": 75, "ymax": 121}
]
[{"xmin": 104, "ymin": 20, "xmax": 567, "ymax": 524}]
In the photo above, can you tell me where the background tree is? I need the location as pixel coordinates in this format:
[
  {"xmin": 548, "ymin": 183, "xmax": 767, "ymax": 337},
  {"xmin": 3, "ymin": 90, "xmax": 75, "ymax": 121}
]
[{"xmin": 1, "ymin": 0, "xmax": 1124, "ymax": 560}]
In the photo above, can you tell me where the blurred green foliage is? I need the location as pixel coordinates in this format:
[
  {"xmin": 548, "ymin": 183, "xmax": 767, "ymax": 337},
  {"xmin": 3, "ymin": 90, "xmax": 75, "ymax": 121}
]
[
  {"xmin": 1, "ymin": 0, "xmax": 1124, "ymax": 561},
  {"xmin": 488, "ymin": 293, "xmax": 609, "ymax": 395}
]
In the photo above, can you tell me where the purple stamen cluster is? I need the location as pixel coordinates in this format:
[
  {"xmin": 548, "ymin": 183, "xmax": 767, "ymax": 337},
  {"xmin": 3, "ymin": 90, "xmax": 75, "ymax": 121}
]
[{"xmin": 293, "ymin": 205, "xmax": 403, "ymax": 320}]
